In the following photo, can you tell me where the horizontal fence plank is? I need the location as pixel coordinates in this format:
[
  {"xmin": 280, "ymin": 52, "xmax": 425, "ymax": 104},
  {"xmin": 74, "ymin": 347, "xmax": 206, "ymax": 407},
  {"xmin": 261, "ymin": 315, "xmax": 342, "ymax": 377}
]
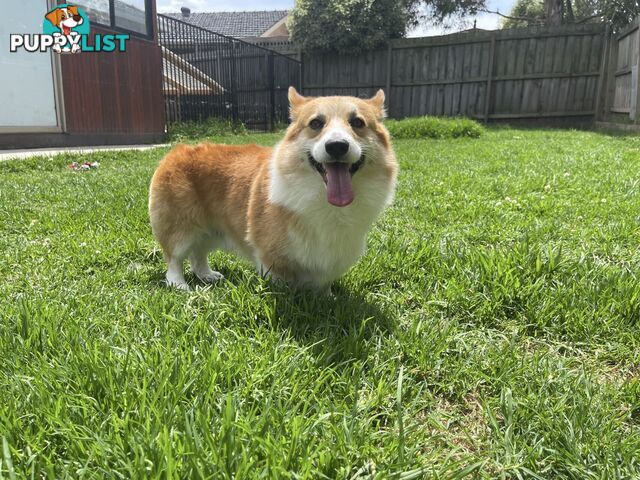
[
  {"xmin": 391, "ymin": 31, "xmax": 602, "ymax": 50},
  {"xmin": 483, "ymin": 111, "xmax": 595, "ymax": 119},
  {"xmin": 303, "ymin": 71, "xmax": 601, "ymax": 90},
  {"xmin": 616, "ymin": 68, "xmax": 633, "ymax": 76}
]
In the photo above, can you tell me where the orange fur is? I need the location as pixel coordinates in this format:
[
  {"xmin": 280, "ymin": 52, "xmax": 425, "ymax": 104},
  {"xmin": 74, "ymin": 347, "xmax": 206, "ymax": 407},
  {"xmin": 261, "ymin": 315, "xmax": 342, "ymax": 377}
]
[{"xmin": 149, "ymin": 88, "xmax": 398, "ymax": 290}]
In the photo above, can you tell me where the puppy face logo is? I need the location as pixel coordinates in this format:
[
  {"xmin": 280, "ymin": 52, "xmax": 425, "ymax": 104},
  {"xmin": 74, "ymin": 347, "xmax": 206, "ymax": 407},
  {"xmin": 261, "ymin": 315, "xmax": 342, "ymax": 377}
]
[
  {"xmin": 46, "ymin": 6, "xmax": 83, "ymax": 36},
  {"xmin": 43, "ymin": 4, "xmax": 90, "ymax": 54}
]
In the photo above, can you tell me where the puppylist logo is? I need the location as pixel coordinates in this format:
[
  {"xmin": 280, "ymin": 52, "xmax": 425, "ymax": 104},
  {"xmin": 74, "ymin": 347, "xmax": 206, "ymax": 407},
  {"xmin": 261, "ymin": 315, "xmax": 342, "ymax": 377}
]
[{"xmin": 10, "ymin": 4, "xmax": 130, "ymax": 54}]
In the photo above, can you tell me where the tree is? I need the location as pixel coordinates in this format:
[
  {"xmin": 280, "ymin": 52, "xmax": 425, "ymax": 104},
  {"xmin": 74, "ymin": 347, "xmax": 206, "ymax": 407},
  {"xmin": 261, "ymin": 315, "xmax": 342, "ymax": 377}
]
[
  {"xmin": 417, "ymin": 0, "xmax": 487, "ymax": 24},
  {"xmin": 429, "ymin": 0, "xmax": 639, "ymax": 31},
  {"xmin": 603, "ymin": 0, "xmax": 640, "ymax": 30},
  {"xmin": 500, "ymin": 0, "xmax": 545, "ymax": 28},
  {"xmin": 288, "ymin": 0, "xmax": 487, "ymax": 54},
  {"xmin": 289, "ymin": 0, "xmax": 640, "ymax": 54},
  {"xmin": 501, "ymin": 0, "xmax": 640, "ymax": 31},
  {"xmin": 546, "ymin": 0, "xmax": 563, "ymax": 26},
  {"xmin": 288, "ymin": 0, "xmax": 417, "ymax": 54}
]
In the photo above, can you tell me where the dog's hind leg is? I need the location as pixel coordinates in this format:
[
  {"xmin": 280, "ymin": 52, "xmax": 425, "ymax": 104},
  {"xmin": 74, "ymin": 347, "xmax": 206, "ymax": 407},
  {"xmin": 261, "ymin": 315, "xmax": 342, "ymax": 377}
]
[{"xmin": 189, "ymin": 235, "xmax": 225, "ymax": 284}]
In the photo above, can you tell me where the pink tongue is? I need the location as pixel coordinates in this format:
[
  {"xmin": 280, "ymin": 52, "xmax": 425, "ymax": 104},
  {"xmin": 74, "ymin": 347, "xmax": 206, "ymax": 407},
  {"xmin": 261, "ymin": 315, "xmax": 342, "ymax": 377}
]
[{"xmin": 325, "ymin": 163, "xmax": 354, "ymax": 207}]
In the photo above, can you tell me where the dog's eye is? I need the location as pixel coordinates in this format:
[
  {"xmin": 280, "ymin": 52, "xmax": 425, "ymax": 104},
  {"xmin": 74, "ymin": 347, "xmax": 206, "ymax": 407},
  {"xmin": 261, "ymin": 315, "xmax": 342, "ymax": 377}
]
[
  {"xmin": 309, "ymin": 118, "xmax": 324, "ymax": 130},
  {"xmin": 350, "ymin": 117, "xmax": 365, "ymax": 129}
]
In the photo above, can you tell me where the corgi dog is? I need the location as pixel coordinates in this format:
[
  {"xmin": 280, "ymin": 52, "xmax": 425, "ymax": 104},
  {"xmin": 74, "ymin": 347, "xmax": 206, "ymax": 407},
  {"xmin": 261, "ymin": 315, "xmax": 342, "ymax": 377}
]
[{"xmin": 149, "ymin": 88, "xmax": 398, "ymax": 291}]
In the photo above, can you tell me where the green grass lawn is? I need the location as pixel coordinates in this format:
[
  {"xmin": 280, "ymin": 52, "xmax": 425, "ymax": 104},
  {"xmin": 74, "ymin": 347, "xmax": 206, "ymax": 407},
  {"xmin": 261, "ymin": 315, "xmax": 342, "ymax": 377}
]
[{"xmin": 1, "ymin": 128, "xmax": 640, "ymax": 479}]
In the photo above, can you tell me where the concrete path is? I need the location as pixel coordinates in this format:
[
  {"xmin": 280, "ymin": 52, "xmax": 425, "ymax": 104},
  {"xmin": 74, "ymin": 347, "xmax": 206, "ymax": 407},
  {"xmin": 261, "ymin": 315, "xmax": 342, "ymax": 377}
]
[{"xmin": 0, "ymin": 144, "xmax": 169, "ymax": 161}]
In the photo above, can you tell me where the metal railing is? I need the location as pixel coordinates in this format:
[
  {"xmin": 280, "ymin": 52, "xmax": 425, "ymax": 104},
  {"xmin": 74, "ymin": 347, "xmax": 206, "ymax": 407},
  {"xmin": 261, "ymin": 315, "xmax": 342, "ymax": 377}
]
[{"xmin": 157, "ymin": 14, "xmax": 302, "ymax": 130}]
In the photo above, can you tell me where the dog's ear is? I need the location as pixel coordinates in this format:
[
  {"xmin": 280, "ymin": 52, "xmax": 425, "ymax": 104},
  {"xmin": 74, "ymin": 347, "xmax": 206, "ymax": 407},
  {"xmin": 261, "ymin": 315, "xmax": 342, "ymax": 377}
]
[
  {"xmin": 288, "ymin": 87, "xmax": 309, "ymax": 121},
  {"xmin": 368, "ymin": 90, "xmax": 387, "ymax": 119},
  {"xmin": 45, "ymin": 8, "xmax": 63, "ymax": 27},
  {"xmin": 68, "ymin": 6, "xmax": 80, "ymax": 16}
]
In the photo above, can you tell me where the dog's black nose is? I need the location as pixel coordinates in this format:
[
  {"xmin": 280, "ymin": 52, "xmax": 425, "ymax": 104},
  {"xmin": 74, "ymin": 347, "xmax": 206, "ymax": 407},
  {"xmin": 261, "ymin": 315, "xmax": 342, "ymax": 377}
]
[{"xmin": 325, "ymin": 140, "xmax": 349, "ymax": 159}]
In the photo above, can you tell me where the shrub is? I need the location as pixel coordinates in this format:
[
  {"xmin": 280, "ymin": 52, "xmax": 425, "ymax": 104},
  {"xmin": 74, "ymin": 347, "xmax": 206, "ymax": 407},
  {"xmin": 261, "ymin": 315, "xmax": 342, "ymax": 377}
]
[
  {"xmin": 385, "ymin": 116, "xmax": 484, "ymax": 139},
  {"xmin": 168, "ymin": 118, "xmax": 247, "ymax": 142}
]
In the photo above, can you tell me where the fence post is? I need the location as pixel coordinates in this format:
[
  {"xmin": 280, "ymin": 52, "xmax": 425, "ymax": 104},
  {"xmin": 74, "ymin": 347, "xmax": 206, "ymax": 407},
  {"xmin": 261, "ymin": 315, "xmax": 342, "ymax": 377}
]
[
  {"xmin": 635, "ymin": 19, "xmax": 640, "ymax": 123},
  {"xmin": 299, "ymin": 49, "xmax": 304, "ymax": 95},
  {"xmin": 484, "ymin": 33, "xmax": 497, "ymax": 123},
  {"xmin": 603, "ymin": 30, "xmax": 619, "ymax": 121},
  {"xmin": 229, "ymin": 40, "xmax": 239, "ymax": 123},
  {"xmin": 595, "ymin": 25, "xmax": 611, "ymax": 122},
  {"xmin": 268, "ymin": 52, "xmax": 276, "ymax": 131},
  {"xmin": 386, "ymin": 42, "xmax": 393, "ymax": 114}
]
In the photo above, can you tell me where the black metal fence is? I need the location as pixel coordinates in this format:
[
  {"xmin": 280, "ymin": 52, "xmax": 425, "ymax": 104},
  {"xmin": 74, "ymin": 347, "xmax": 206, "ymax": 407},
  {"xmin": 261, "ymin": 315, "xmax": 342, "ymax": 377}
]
[{"xmin": 157, "ymin": 14, "xmax": 302, "ymax": 131}]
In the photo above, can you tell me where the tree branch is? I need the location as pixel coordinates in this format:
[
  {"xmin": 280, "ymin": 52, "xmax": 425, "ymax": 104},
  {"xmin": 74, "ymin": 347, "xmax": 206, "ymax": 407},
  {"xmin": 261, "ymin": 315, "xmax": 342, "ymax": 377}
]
[
  {"xmin": 575, "ymin": 13, "xmax": 605, "ymax": 23},
  {"xmin": 481, "ymin": 8, "xmax": 605, "ymax": 26},
  {"xmin": 480, "ymin": 9, "xmax": 545, "ymax": 23}
]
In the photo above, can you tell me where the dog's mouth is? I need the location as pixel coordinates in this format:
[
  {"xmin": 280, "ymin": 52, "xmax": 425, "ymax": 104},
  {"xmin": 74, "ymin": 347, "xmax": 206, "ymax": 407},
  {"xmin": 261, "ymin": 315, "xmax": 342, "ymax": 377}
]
[{"xmin": 308, "ymin": 154, "xmax": 365, "ymax": 207}]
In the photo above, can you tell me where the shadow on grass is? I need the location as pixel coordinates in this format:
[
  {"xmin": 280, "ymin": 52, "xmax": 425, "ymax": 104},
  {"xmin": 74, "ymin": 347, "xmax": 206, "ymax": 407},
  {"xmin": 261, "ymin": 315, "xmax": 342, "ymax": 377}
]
[
  {"xmin": 267, "ymin": 283, "xmax": 395, "ymax": 367},
  {"xmin": 148, "ymin": 261, "xmax": 395, "ymax": 366}
]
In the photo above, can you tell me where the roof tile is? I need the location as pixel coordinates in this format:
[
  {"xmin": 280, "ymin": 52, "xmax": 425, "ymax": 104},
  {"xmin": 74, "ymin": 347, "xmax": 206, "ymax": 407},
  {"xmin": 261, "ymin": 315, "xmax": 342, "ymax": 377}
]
[{"xmin": 165, "ymin": 10, "xmax": 289, "ymax": 38}]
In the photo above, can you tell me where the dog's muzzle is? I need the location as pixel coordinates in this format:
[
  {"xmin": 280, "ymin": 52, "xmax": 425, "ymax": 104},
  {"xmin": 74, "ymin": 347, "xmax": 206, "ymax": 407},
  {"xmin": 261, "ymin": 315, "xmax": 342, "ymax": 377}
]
[{"xmin": 308, "ymin": 154, "xmax": 365, "ymax": 181}]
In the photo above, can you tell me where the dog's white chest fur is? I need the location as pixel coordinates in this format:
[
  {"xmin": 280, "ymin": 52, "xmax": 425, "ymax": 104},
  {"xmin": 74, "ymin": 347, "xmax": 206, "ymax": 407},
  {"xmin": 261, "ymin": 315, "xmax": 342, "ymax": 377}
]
[{"xmin": 268, "ymin": 160, "xmax": 393, "ymax": 287}]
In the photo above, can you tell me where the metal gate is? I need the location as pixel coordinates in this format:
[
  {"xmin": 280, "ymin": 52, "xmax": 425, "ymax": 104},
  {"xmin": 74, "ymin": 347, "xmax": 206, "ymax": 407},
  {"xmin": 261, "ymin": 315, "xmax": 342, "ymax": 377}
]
[{"xmin": 157, "ymin": 14, "xmax": 302, "ymax": 131}]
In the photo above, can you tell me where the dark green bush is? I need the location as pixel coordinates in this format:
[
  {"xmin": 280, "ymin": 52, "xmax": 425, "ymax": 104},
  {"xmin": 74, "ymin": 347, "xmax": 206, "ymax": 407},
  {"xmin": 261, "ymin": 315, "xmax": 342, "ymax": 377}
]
[
  {"xmin": 385, "ymin": 116, "xmax": 484, "ymax": 139},
  {"xmin": 168, "ymin": 118, "xmax": 248, "ymax": 142}
]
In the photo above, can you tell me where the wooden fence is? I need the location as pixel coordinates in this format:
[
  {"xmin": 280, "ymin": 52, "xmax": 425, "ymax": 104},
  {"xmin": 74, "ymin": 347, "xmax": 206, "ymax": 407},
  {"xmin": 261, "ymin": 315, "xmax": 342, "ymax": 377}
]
[
  {"xmin": 254, "ymin": 23, "xmax": 607, "ymax": 122},
  {"xmin": 599, "ymin": 18, "xmax": 640, "ymax": 124}
]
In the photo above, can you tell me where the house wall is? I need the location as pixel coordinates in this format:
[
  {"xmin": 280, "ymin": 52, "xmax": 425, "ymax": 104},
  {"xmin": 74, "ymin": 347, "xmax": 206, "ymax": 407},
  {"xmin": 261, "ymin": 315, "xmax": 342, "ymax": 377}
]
[{"xmin": 261, "ymin": 17, "xmax": 289, "ymax": 38}]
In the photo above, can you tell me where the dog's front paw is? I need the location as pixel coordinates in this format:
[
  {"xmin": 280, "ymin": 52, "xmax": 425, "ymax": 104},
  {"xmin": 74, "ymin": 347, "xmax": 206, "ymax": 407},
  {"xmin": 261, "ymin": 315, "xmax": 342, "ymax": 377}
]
[
  {"xmin": 166, "ymin": 279, "xmax": 191, "ymax": 291},
  {"xmin": 71, "ymin": 44, "xmax": 81, "ymax": 54},
  {"xmin": 52, "ymin": 44, "xmax": 62, "ymax": 53},
  {"xmin": 198, "ymin": 271, "xmax": 225, "ymax": 284}
]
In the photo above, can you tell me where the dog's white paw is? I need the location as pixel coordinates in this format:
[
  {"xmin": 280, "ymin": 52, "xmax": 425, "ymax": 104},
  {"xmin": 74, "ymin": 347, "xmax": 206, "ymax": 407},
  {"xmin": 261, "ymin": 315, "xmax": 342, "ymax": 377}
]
[
  {"xmin": 197, "ymin": 271, "xmax": 224, "ymax": 284},
  {"xmin": 71, "ymin": 44, "xmax": 81, "ymax": 54},
  {"xmin": 53, "ymin": 44, "xmax": 62, "ymax": 53},
  {"xmin": 166, "ymin": 280, "xmax": 191, "ymax": 291}
]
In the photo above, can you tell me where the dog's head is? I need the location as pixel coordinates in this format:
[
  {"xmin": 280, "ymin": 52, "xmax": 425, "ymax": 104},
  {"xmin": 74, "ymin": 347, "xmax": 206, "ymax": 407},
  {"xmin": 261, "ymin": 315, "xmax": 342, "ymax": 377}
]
[
  {"xmin": 274, "ymin": 87, "xmax": 397, "ymax": 208},
  {"xmin": 45, "ymin": 6, "xmax": 84, "ymax": 33}
]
